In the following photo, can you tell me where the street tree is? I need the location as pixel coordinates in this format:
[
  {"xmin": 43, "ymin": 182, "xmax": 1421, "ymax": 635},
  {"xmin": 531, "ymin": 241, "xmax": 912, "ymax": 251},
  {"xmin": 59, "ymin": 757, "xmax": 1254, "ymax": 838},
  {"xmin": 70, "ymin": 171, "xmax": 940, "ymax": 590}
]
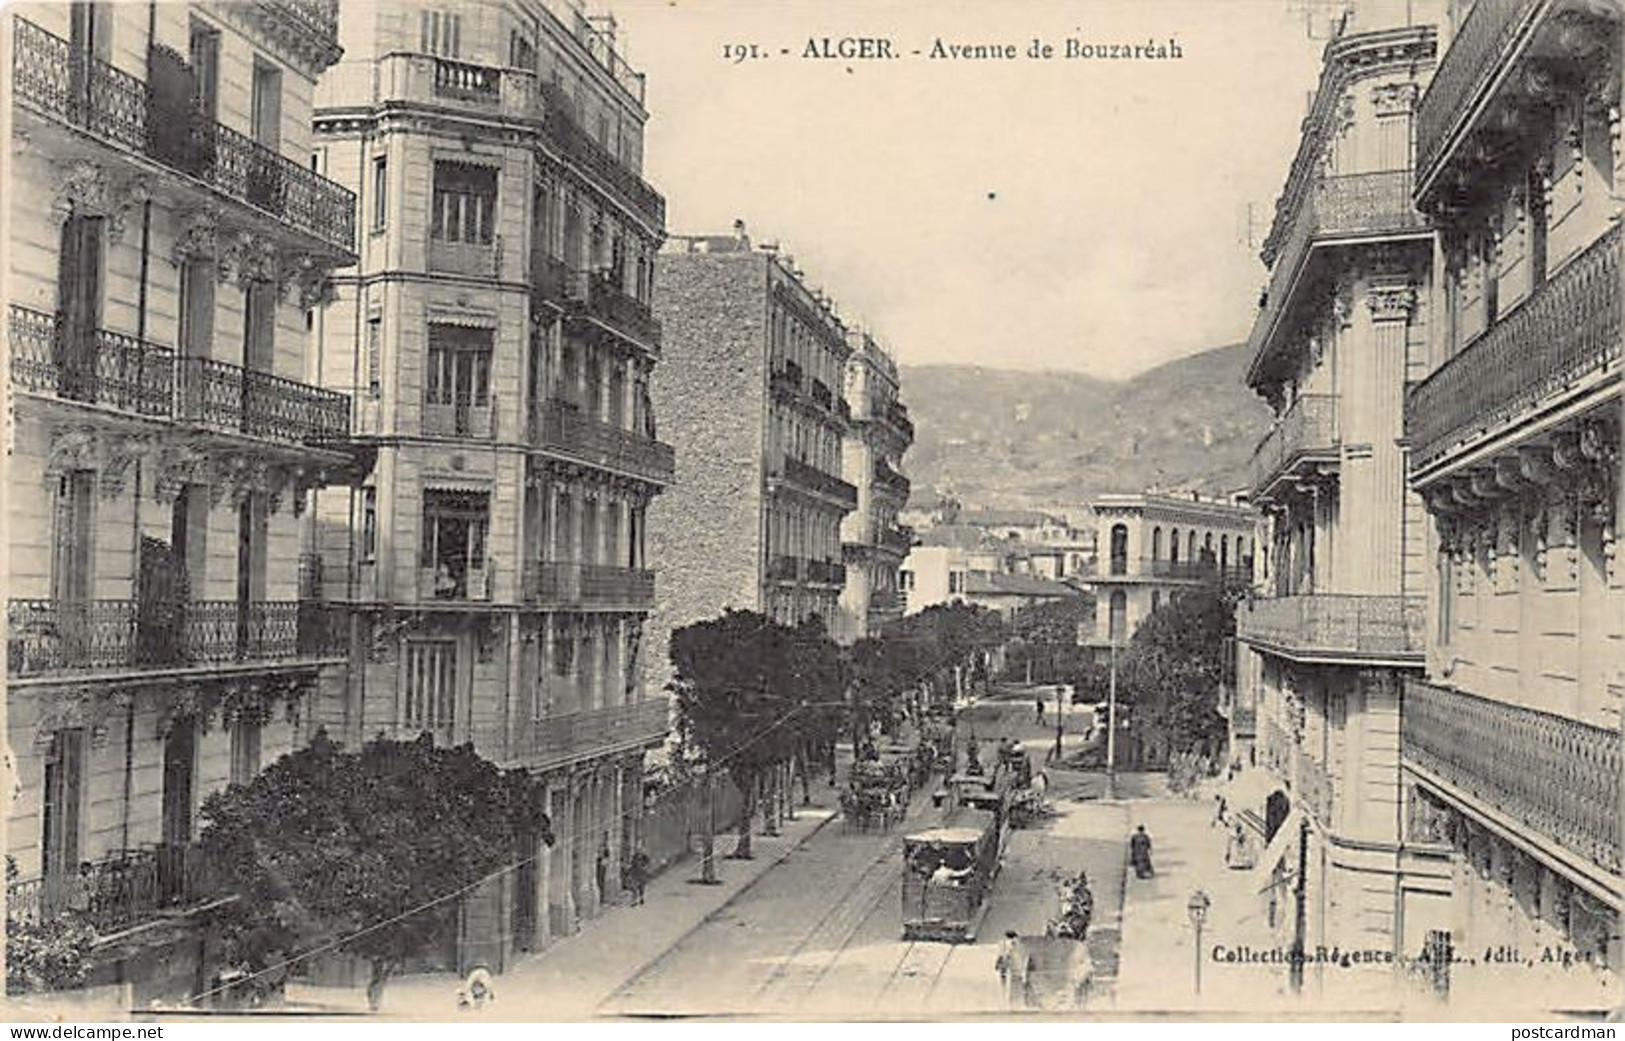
[
  {"xmin": 669, "ymin": 610, "xmax": 797, "ymax": 860},
  {"xmin": 1006, "ymin": 595, "xmax": 1094, "ymax": 683},
  {"xmin": 787, "ymin": 617, "xmax": 847, "ymax": 803},
  {"xmin": 198, "ymin": 731, "xmax": 550, "ymax": 1009},
  {"xmin": 1118, "ymin": 574, "xmax": 1237, "ymax": 764}
]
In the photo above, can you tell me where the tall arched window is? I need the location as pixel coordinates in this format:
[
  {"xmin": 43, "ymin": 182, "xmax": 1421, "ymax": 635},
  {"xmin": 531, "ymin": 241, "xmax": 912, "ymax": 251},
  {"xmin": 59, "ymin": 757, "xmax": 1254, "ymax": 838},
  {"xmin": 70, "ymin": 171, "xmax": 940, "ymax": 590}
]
[
  {"xmin": 1108, "ymin": 590, "xmax": 1128, "ymax": 643},
  {"xmin": 1151, "ymin": 527, "xmax": 1163, "ymax": 561},
  {"xmin": 1220, "ymin": 535, "xmax": 1230, "ymax": 570},
  {"xmin": 1170, "ymin": 528, "xmax": 1181, "ymax": 565},
  {"xmin": 1109, "ymin": 524, "xmax": 1128, "ymax": 576},
  {"xmin": 1188, "ymin": 530, "xmax": 1198, "ymax": 562}
]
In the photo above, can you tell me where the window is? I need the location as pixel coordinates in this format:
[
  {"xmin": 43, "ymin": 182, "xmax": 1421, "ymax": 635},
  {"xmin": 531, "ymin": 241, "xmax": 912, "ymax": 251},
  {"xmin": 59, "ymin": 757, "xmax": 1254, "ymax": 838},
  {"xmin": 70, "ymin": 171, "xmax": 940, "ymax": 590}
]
[
  {"xmin": 948, "ymin": 571, "xmax": 965, "ymax": 595},
  {"xmin": 250, "ymin": 61, "xmax": 281, "ymax": 150},
  {"xmin": 431, "ymin": 162, "xmax": 497, "ymax": 245},
  {"xmin": 510, "ymin": 29, "xmax": 536, "ymax": 71},
  {"xmin": 404, "ymin": 639, "xmax": 458, "ymax": 740},
  {"xmin": 41, "ymin": 728, "xmax": 84, "ymax": 885},
  {"xmin": 420, "ymin": 9, "xmax": 461, "ymax": 56},
  {"xmin": 421, "ymin": 490, "xmax": 489, "ymax": 599},
  {"xmin": 1108, "ymin": 591, "xmax": 1128, "ymax": 643},
  {"xmin": 51, "ymin": 471, "xmax": 95, "ymax": 605},
  {"xmin": 552, "ymin": 618, "xmax": 574, "ymax": 677},
  {"xmin": 424, "ymin": 325, "xmax": 493, "ymax": 436},
  {"xmin": 371, "ymin": 156, "xmax": 388, "ymax": 232},
  {"xmin": 1109, "ymin": 524, "xmax": 1128, "ymax": 576},
  {"xmin": 229, "ymin": 720, "xmax": 262, "ymax": 786},
  {"xmin": 361, "ymin": 487, "xmax": 378, "ymax": 562},
  {"xmin": 366, "ymin": 315, "xmax": 382, "ymax": 396},
  {"xmin": 900, "ymin": 570, "xmax": 915, "ymax": 591}
]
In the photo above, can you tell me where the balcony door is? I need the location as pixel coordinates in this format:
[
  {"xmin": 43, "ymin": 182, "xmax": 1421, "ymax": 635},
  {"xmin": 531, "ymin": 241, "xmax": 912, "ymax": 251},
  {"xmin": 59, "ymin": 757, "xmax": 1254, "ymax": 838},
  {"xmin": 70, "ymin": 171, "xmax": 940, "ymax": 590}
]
[
  {"xmin": 56, "ymin": 215, "xmax": 103, "ymax": 403},
  {"xmin": 67, "ymin": 2, "xmax": 107, "ymax": 122},
  {"xmin": 248, "ymin": 62, "xmax": 283, "ymax": 210},
  {"xmin": 160, "ymin": 717, "xmax": 197, "ymax": 900},
  {"xmin": 188, "ymin": 20, "xmax": 219, "ymax": 123},
  {"xmin": 41, "ymin": 728, "xmax": 85, "ymax": 903},
  {"xmin": 237, "ymin": 495, "xmax": 267, "ymax": 656},
  {"xmin": 1109, "ymin": 524, "xmax": 1128, "ymax": 576},
  {"xmin": 50, "ymin": 471, "xmax": 95, "ymax": 663},
  {"xmin": 422, "ymin": 491, "xmax": 489, "ymax": 600},
  {"xmin": 425, "ymin": 326, "xmax": 492, "ymax": 437},
  {"xmin": 242, "ymin": 282, "xmax": 276, "ymax": 435}
]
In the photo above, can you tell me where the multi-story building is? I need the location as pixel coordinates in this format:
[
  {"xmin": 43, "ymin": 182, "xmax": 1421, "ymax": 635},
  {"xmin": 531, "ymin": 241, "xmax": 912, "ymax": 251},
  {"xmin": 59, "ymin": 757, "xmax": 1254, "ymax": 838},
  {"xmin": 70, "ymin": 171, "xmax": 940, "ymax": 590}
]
[
  {"xmin": 836, "ymin": 329, "xmax": 914, "ymax": 643},
  {"xmin": 1397, "ymin": 0, "xmax": 1622, "ymax": 1006},
  {"xmin": 1230, "ymin": 0, "xmax": 1441, "ymax": 1000},
  {"xmin": 648, "ymin": 227, "xmax": 857, "ymax": 685},
  {"xmin": 307, "ymin": 0, "xmax": 671, "ymax": 967},
  {"xmin": 1087, "ymin": 492, "xmax": 1257, "ymax": 652},
  {"xmin": 5, "ymin": 0, "xmax": 360, "ymax": 999}
]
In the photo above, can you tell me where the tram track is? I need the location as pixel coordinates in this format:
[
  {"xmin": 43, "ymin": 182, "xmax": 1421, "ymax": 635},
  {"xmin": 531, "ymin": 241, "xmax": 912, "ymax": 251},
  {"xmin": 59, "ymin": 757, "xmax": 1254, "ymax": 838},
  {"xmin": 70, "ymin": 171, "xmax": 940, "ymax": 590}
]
[{"xmin": 872, "ymin": 936, "xmax": 958, "ymax": 1014}]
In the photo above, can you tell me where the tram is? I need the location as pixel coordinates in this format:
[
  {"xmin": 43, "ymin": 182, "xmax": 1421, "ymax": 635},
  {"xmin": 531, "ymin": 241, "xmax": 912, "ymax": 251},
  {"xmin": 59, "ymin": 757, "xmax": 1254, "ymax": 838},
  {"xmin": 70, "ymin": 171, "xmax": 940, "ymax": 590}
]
[{"xmin": 900, "ymin": 803, "xmax": 1005, "ymax": 942}]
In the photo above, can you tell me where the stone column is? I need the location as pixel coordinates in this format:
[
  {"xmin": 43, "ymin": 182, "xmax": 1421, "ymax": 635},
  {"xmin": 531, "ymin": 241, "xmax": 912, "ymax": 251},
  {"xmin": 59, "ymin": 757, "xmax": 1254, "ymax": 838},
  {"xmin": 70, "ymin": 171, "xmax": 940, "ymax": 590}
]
[{"xmin": 1348, "ymin": 279, "xmax": 1415, "ymax": 595}]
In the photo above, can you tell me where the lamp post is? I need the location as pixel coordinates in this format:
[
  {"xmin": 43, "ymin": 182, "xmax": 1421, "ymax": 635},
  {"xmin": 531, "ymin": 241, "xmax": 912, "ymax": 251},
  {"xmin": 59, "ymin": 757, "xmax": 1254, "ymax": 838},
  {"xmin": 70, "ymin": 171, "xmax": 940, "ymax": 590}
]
[
  {"xmin": 1106, "ymin": 641, "xmax": 1119, "ymax": 800},
  {"xmin": 1187, "ymin": 889, "xmax": 1211, "ymax": 998}
]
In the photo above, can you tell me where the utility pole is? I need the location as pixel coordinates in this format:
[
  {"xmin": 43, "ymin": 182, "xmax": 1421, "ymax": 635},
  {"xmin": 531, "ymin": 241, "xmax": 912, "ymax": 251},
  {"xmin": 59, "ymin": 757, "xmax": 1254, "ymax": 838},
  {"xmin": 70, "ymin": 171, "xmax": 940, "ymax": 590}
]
[
  {"xmin": 692, "ymin": 763, "xmax": 720, "ymax": 885},
  {"xmin": 1289, "ymin": 815, "xmax": 1310, "ymax": 993},
  {"xmin": 1106, "ymin": 641, "xmax": 1119, "ymax": 800}
]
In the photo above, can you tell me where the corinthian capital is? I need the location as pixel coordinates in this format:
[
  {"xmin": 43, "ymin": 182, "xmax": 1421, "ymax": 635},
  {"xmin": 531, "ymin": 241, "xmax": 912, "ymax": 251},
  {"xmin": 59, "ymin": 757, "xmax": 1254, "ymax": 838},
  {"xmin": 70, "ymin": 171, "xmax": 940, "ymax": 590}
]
[{"xmin": 1365, "ymin": 282, "xmax": 1417, "ymax": 322}]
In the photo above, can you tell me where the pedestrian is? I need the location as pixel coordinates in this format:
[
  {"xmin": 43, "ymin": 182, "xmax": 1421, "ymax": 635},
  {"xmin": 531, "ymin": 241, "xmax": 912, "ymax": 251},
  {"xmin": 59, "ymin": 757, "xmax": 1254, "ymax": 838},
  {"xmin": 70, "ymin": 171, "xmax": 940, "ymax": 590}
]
[
  {"xmin": 626, "ymin": 846, "xmax": 651, "ymax": 906},
  {"xmin": 457, "ymin": 965, "xmax": 496, "ymax": 1011},
  {"xmin": 1213, "ymin": 793, "xmax": 1227, "ymax": 828},
  {"xmin": 1035, "ymin": 697, "xmax": 1045, "ymax": 725},
  {"xmin": 1130, "ymin": 824, "xmax": 1154, "ymax": 879},
  {"xmin": 995, "ymin": 929, "xmax": 1020, "ymax": 1008},
  {"xmin": 595, "ymin": 842, "xmax": 610, "ymax": 905}
]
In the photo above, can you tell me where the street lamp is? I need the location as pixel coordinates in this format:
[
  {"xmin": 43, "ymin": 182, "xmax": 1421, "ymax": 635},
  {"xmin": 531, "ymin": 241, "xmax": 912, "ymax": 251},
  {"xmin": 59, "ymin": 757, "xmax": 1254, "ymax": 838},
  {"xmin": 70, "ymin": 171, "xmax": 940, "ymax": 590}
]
[
  {"xmin": 1106, "ymin": 641, "xmax": 1119, "ymax": 800},
  {"xmin": 1187, "ymin": 889, "xmax": 1212, "ymax": 998}
]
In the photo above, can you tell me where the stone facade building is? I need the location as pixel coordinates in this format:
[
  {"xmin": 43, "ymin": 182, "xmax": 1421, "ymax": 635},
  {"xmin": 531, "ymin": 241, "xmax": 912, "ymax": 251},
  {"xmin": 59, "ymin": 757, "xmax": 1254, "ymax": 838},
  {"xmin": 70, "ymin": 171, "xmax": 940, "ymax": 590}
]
[
  {"xmin": 647, "ymin": 228, "xmax": 857, "ymax": 688},
  {"xmin": 1231, "ymin": 1, "xmax": 1443, "ymax": 998},
  {"xmin": 835, "ymin": 330, "xmax": 914, "ymax": 643},
  {"xmin": 308, "ymin": 0, "xmax": 671, "ymax": 967},
  {"xmin": 5, "ymin": 0, "xmax": 360, "ymax": 999},
  {"xmin": 1397, "ymin": 0, "xmax": 1622, "ymax": 1006}
]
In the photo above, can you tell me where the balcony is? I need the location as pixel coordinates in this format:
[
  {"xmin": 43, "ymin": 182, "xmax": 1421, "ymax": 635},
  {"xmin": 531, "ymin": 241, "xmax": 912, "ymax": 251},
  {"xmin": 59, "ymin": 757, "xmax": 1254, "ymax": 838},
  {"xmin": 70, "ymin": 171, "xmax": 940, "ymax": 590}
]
[
  {"xmin": 423, "ymin": 395, "xmax": 498, "ymax": 440},
  {"xmin": 261, "ymin": 0, "xmax": 340, "ymax": 49},
  {"xmin": 810, "ymin": 378, "xmax": 834, "ymax": 411},
  {"xmin": 11, "ymin": 18, "xmax": 357, "ymax": 258},
  {"xmin": 529, "ymin": 399, "xmax": 675, "ymax": 485},
  {"xmin": 521, "ymin": 562, "xmax": 655, "ymax": 611},
  {"xmin": 428, "ymin": 236, "xmax": 501, "ymax": 279},
  {"xmin": 531, "ymin": 251, "xmax": 569, "ymax": 304},
  {"xmin": 369, "ymin": 52, "xmax": 534, "ymax": 122},
  {"xmin": 537, "ymin": 82, "xmax": 664, "ymax": 229},
  {"xmin": 9, "ymin": 305, "xmax": 174, "ymax": 420},
  {"xmin": 1250, "ymin": 393, "xmax": 1339, "ymax": 499},
  {"xmin": 7, "ymin": 843, "xmax": 220, "ymax": 935},
  {"xmin": 770, "ymin": 364, "xmax": 803, "ymax": 400},
  {"xmin": 768, "ymin": 555, "xmax": 802, "ymax": 582},
  {"xmin": 806, "ymin": 559, "xmax": 847, "ymax": 586},
  {"xmin": 434, "ymin": 57, "xmax": 501, "ymax": 104},
  {"xmin": 1248, "ymin": 171, "xmax": 1426, "ymax": 375},
  {"xmin": 177, "ymin": 357, "xmax": 350, "ymax": 446},
  {"xmin": 1414, "ymin": 0, "xmax": 1544, "ymax": 194},
  {"xmin": 873, "ymin": 460, "xmax": 911, "ymax": 500},
  {"xmin": 1235, "ymin": 594, "xmax": 1424, "ymax": 663},
  {"xmin": 884, "ymin": 400, "xmax": 915, "ymax": 442},
  {"xmin": 774, "ymin": 457, "xmax": 859, "ymax": 510},
  {"xmin": 418, "ymin": 563, "xmax": 494, "ymax": 603},
  {"xmin": 6, "ymin": 599, "xmax": 346, "ymax": 679},
  {"xmin": 520, "ymin": 698, "xmax": 669, "ymax": 772},
  {"xmin": 298, "ymin": 552, "xmax": 325, "ymax": 600},
  {"xmin": 1408, "ymin": 224, "xmax": 1620, "ymax": 474},
  {"xmin": 563, "ymin": 269, "xmax": 661, "ymax": 352},
  {"xmin": 1403, "ymin": 678, "xmax": 1620, "ymax": 876}
]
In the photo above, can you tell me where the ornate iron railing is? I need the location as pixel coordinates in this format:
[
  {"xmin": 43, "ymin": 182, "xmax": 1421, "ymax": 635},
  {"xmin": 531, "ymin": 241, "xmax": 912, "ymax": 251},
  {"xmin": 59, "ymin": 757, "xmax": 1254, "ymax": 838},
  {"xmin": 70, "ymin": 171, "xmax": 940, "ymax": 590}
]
[
  {"xmin": 885, "ymin": 400, "xmax": 915, "ymax": 441},
  {"xmin": 873, "ymin": 460, "xmax": 911, "ymax": 498},
  {"xmin": 523, "ymin": 562, "xmax": 655, "ymax": 610},
  {"xmin": 522, "ymin": 698, "xmax": 669, "ymax": 769},
  {"xmin": 768, "ymin": 554, "xmax": 802, "ymax": 582},
  {"xmin": 1250, "ymin": 393, "xmax": 1340, "ymax": 496},
  {"xmin": 770, "ymin": 367, "xmax": 802, "ymax": 400},
  {"xmin": 529, "ymin": 399, "xmax": 675, "ymax": 484},
  {"xmin": 1236, "ymin": 594, "xmax": 1425, "ymax": 660},
  {"xmin": 806, "ymin": 559, "xmax": 847, "ymax": 586},
  {"xmin": 1408, "ymin": 224, "xmax": 1620, "ymax": 471},
  {"xmin": 1415, "ymin": 0, "xmax": 1544, "ymax": 188},
  {"xmin": 810, "ymin": 379, "xmax": 834, "ymax": 411},
  {"xmin": 261, "ymin": 0, "xmax": 340, "ymax": 45},
  {"xmin": 176, "ymin": 356, "xmax": 350, "ymax": 444},
  {"xmin": 6, "ymin": 843, "xmax": 219, "ymax": 933},
  {"xmin": 10, "ymin": 18, "xmax": 356, "ymax": 254},
  {"xmin": 8, "ymin": 305, "xmax": 175, "ymax": 417},
  {"xmin": 778, "ymin": 457, "xmax": 858, "ymax": 508},
  {"xmin": 538, "ymin": 83, "xmax": 664, "ymax": 227},
  {"xmin": 563, "ymin": 269, "xmax": 661, "ymax": 349},
  {"xmin": 1249, "ymin": 171, "xmax": 1424, "ymax": 366},
  {"xmin": 1402, "ymin": 678, "xmax": 1620, "ymax": 875},
  {"xmin": 6, "ymin": 598, "xmax": 341, "ymax": 677},
  {"xmin": 423, "ymin": 394, "xmax": 498, "ymax": 440},
  {"xmin": 433, "ymin": 57, "xmax": 500, "ymax": 102}
]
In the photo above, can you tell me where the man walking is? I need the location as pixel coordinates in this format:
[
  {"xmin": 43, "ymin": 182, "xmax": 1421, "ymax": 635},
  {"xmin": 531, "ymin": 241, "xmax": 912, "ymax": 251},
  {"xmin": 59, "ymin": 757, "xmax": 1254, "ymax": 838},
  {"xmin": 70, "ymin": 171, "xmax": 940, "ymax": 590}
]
[
  {"xmin": 996, "ymin": 930, "xmax": 1021, "ymax": 1009},
  {"xmin": 626, "ymin": 846, "xmax": 651, "ymax": 906}
]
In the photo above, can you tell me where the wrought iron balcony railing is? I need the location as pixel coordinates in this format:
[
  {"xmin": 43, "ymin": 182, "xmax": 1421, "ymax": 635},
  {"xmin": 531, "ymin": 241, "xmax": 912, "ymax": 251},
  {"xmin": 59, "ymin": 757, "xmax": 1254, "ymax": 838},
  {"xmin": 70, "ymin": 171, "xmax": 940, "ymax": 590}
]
[
  {"xmin": 1235, "ymin": 594, "xmax": 1424, "ymax": 661},
  {"xmin": 261, "ymin": 0, "xmax": 340, "ymax": 48},
  {"xmin": 298, "ymin": 552, "xmax": 325, "ymax": 600},
  {"xmin": 521, "ymin": 698, "xmax": 669, "ymax": 770},
  {"xmin": 9, "ymin": 305, "xmax": 174, "ymax": 418},
  {"xmin": 768, "ymin": 554, "xmax": 802, "ymax": 582},
  {"xmin": 810, "ymin": 378, "xmax": 834, "ymax": 411},
  {"xmin": 564, "ymin": 269, "xmax": 661, "ymax": 349},
  {"xmin": 418, "ymin": 562, "xmax": 495, "ymax": 603},
  {"xmin": 6, "ymin": 598, "xmax": 345, "ymax": 677},
  {"xmin": 776, "ymin": 457, "xmax": 859, "ymax": 509},
  {"xmin": 1249, "ymin": 171, "xmax": 1424, "ymax": 367},
  {"xmin": 11, "ymin": 18, "xmax": 356, "ymax": 255},
  {"xmin": 1250, "ymin": 393, "xmax": 1340, "ymax": 496},
  {"xmin": 521, "ymin": 561, "xmax": 655, "ymax": 610},
  {"xmin": 1408, "ymin": 224, "xmax": 1620, "ymax": 472},
  {"xmin": 531, "ymin": 251, "xmax": 569, "ymax": 303},
  {"xmin": 7, "ymin": 843, "xmax": 219, "ymax": 934},
  {"xmin": 538, "ymin": 82, "xmax": 664, "ymax": 227},
  {"xmin": 529, "ymin": 399, "xmax": 675, "ymax": 484},
  {"xmin": 873, "ymin": 460, "xmax": 911, "ymax": 498},
  {"xmin": 177, "ymin": 356, "xmax": 350, "ymax": 445},
  {"xmin": 879, "ymin": 526, "xmax": 914, "ymax": 556},
  {"xmin": 1402, "ymin": 677, "xmax": 1620, "ymax": 876},
  {"xmin": 1414, "ymin": 0, "xmax": 1543, "ymax": 191}
]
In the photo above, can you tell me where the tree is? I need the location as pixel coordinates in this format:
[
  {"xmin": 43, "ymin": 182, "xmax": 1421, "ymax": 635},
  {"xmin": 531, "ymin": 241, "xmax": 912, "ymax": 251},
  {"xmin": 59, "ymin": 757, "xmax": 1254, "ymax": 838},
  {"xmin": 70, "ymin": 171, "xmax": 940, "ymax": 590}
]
[
  {"xmin": 1117, "ymin": 575, "xmax": 1237, "ymax": 765},
  {"xmin": 5, "ymin": 859, "xmax": 94, "ymax": 996},
  {"xmin": 1005, "ymin": 595, "xmax": 1094, "ymax": 683},
  {"xmin": 670, "ymin": 611, "xmax": 798, "ymax": 860},
  {"xmin": 786, "ymin": 618, "xmax": 846, "ymax": 804},
  {"xmin": 198, "ymin": 732, "xmax": 550, "ymax": 1009}
]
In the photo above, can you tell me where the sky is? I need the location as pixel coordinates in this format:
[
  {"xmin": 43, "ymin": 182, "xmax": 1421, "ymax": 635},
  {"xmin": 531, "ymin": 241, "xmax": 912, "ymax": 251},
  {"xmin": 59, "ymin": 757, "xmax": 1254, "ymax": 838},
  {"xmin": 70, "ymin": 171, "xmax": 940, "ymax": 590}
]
[{"xmin": 609, "ymin": 0, "xmax": 1333, "ymax": 380}]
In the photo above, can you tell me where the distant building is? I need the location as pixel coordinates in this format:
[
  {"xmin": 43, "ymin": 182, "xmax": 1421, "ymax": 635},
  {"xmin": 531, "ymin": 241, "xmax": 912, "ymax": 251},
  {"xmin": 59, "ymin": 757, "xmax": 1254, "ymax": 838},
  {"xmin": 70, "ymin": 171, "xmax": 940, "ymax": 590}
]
[
  {"xmin": 835, "ymin": 331, "xmax": 915, "ymax": 643},
  {"xmin": 954, "ymin": 507, "xmax": 1096, "ymax": 580},
  {"xmin": 899, "ymin": 542, "xmax": 1077, "ymax": 619},
  {"xmin": 648, "ymin": 227, "xmax": 857, "ymax": 685},
  {"xmin": 1086, "ymin": 492, "xmax": 1256, "ymax": 655}
]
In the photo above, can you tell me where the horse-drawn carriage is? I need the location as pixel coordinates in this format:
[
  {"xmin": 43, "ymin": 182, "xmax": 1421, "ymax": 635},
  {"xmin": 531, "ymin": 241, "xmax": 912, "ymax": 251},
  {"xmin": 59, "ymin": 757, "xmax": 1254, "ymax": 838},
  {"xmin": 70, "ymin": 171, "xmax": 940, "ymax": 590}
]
[{"xmin": 841, "ymin": 758, "xmax": 909, "ymax": 832}]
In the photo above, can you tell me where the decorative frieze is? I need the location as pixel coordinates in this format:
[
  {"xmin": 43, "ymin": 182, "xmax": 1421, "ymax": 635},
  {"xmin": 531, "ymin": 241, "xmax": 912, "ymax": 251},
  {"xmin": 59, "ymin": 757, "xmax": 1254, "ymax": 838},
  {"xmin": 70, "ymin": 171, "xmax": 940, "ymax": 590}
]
[
  {"xmin": 1372, "ymin": 82, "xmax": 1419, "ymax": 118},
  {"xmin": 50, "ymin": 160, "xmax": 148, "ymax": 243},
  {"xmin": 171, "ymin": 211, "xmax": 220, "ymax": 268},
  {"xmin": 1365, "ymin": 281, "xmax": 1418, "ymax": 321}
]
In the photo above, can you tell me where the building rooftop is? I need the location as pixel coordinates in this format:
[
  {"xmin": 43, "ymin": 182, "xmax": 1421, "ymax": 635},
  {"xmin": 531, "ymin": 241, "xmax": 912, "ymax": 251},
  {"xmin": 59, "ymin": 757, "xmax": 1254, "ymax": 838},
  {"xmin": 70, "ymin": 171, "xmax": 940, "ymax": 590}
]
[
  {"xmin": 957, "ymin": 508, "xmax": 1061, "ymax": 529},
  {"xmin": 964, "ymin": 572, "xmax": 1080, "ymax": 598}
]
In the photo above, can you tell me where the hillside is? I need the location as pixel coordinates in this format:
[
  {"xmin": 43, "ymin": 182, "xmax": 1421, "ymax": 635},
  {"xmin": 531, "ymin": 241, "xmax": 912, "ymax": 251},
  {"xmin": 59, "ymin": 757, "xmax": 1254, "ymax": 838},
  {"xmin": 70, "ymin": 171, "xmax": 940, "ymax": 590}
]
[{"xmin": 900, "ymin": 343, "xmax": 1271, "ymax": 509}]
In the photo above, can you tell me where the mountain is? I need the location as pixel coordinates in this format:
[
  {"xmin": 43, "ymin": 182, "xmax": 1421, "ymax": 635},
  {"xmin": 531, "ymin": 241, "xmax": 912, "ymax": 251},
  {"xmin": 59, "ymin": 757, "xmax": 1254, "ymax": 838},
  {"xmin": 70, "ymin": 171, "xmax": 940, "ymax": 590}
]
[{"xmin": 899, "ymin": 343, "xmax": 1271, "ymax": 510}]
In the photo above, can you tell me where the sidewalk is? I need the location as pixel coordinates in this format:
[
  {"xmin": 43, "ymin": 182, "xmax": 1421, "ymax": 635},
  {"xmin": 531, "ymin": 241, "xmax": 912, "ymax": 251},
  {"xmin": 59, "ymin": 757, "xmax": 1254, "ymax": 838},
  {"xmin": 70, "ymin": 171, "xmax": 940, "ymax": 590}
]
[{"xmin": 373, "ymin": 789, "xmax": 840, "ymax": 1021}]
